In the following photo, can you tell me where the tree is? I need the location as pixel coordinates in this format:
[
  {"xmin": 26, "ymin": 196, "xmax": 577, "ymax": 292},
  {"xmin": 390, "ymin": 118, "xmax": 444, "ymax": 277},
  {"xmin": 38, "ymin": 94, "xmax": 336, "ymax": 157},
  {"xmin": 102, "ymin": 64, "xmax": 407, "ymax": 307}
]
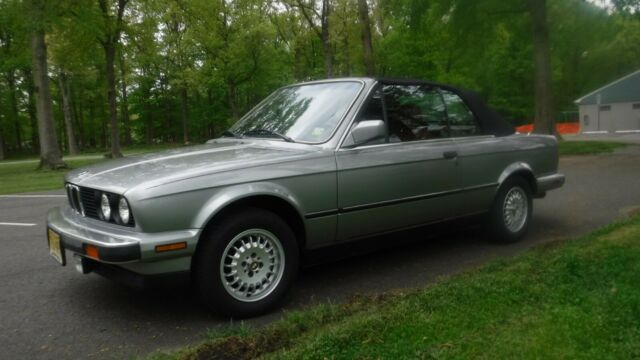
[
  {"xmin": 293, "ymin": 0, "xmax": 334, "ymax": 78},
  {"xmin": 528, "ymin": 0, "xmax": 555, "ymax": 135},
  {"xmin": 98, "ymin": 0, "xmax": 128, "ymax": 158},
  {"xmin": 358, "ymin": 0, "xmax": 375, "ymax": 75},
  {"xmin": 118, "ymin": 50, "xmax": 131, "ymax": 146},
  {"xmin": 58, "ymin": 69, "xmax": 80, "ymax": 155},
  {"xmin": 30, "ymin": 0, "xmax": 65, "ymax": 169},
  {"xmin": 0, "ymin": 101, "xmax": 5, "ymax": 159}
]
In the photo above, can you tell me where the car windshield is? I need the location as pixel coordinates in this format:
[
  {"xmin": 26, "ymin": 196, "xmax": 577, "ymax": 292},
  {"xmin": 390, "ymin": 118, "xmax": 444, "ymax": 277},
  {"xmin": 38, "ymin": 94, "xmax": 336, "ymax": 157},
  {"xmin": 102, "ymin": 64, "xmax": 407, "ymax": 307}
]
[{"xmin": 230, "ymin": 81, "xmax": 362, "ymax": 143}]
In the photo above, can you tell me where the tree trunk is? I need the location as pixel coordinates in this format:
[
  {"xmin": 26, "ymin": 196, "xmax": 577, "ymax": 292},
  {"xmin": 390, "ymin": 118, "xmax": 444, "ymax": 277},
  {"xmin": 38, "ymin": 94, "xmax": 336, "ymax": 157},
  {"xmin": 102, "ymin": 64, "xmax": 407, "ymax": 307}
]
[
  {"xmin": 30, "ymin": 3, "xmax": 65, "ymax": 169},
  {"xmin": 144, "ymin": 88, "xmax": 153, "ymax": 144},
  {"xmin": 6, "ymin": 71, "xmax": 23, "ymax": 151},
  {"xmin": 74, "ymin": 87, "xmax": 84, "ymax": 148},
  {"xmin": 58, "ymin": 71, "xmax": 80, "ymax": 155},
  {"xmin": 322, "ymin": 33, "xmax": 333, "ymax": 78},
  {"xmin": 104, "ymin": 42, "xmax": 122, "ymax": 157},
  {"xmin": 528, "ymin": 0, "xmax": 555, "ymax": 136},
  {"xmin": 180, "ymin": 87, "xmax": 189, "ymax": 144},
  {"xmin": 0, "ymin": 100, "xmax": 4, "ymax": 160},
  {"xmin": 321, "ymin": 0, "xmax": 333, "ymax": 78},
  {"xmin": 88, "ymin": 97, "xmax": 97, "ymax": 148},
  {"xmin": 23, "ymin": 68, "xmax": 40, "ymax": 153},
  {"xmin": 99, "ymin": 0, "xmax": 128, "ymax": 157},
  {"xmin": 342, "ymin": 17, "xmax": 351, "ymax": 76},
  {"xmin": 358, "ymin": 0, "xmax": 375, "ymax": 76},
  {"xmin": 119, "ymin": 52, "xmax": 131, "ymax": 146},
  {"xmin": 227, "ymin": 82, "xmax": 240, "ymax": 121},
  {"xmin": 0, "ymin": 129, "xmax": 5, "ymax": 160}
]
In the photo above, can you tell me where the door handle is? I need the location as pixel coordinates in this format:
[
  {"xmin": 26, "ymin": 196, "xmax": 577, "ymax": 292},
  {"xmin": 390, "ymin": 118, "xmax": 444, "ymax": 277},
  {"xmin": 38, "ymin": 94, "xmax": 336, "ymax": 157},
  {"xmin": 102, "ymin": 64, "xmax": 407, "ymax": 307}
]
[{"xmin": 443, "ymin": 151, "xmax": 458, "ymax": 159}]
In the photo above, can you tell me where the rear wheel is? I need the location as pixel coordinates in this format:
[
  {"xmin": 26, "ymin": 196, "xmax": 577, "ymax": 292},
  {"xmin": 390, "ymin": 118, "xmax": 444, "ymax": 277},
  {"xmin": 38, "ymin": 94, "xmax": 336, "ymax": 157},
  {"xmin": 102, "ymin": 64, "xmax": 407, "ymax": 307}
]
[
  {"xmin": 486, "ymin": 176, "xmax": 532, "ymax": 244},
  {"xmin": 194, "ymin": 208, "xmax": 299, "ymax": 317}
]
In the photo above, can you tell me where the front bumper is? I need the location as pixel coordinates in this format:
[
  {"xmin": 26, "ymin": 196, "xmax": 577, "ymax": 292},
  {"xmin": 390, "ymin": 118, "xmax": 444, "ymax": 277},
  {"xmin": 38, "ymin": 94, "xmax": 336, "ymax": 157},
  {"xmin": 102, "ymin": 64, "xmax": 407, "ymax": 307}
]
[{"xmin": 47, "ymin": 207, "xmax": 200, "ymax": 274}]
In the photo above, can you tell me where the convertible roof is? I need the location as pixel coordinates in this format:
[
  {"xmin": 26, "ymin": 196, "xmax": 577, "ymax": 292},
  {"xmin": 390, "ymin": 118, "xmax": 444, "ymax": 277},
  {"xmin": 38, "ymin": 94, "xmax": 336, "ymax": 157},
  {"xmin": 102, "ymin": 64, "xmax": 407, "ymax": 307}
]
[{"xmin": 376, "ymin": 78, "xmax": 515, "ymax": 137}]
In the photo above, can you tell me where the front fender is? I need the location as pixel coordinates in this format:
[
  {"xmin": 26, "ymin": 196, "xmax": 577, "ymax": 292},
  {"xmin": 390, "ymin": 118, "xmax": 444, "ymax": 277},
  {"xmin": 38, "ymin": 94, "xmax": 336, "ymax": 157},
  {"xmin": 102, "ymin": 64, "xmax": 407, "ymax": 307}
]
[{"xmin": 191, "ymin": 182, "xmax": 305, "ymax": 229}]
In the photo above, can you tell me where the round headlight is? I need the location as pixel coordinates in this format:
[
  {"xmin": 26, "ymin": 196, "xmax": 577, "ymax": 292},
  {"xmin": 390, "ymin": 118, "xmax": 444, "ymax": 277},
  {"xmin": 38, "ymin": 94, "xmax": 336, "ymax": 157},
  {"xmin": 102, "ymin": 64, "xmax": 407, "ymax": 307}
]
[
  {"xmin": 118, "ymin": 197, "xmax": 130, "ymax": 224},
  {"xmin": 100, "ymin": 193, "xmax": 111, "ymax": 220}
]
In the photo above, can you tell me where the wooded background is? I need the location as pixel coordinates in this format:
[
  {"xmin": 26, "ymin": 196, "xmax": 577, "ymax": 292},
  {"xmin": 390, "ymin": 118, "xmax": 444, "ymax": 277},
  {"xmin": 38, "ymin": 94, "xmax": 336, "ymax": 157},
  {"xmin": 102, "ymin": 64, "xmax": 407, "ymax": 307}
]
[{"xmin": 0, "ymin": 0, "xmax": 638, "ymax": 167}]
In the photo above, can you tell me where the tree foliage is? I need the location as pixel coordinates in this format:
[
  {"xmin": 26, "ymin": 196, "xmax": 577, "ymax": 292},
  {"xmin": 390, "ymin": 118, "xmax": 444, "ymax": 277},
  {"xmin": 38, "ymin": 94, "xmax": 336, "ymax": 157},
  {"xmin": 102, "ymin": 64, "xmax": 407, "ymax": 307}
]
[{"xmin": 0, "ymin": 0, "xmax": 638, "ymax": 158}]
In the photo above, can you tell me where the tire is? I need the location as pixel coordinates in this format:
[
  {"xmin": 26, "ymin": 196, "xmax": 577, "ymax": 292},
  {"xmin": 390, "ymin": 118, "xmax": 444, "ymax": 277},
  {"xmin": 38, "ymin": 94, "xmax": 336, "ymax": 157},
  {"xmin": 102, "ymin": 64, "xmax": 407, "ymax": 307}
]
[
  {"xmin": 194, "ymin": 207, "xmax": 299, "ymax": 318},
  {"xmin": 486, "ymin": 176, "xmax": 533, "ymax": 244}
]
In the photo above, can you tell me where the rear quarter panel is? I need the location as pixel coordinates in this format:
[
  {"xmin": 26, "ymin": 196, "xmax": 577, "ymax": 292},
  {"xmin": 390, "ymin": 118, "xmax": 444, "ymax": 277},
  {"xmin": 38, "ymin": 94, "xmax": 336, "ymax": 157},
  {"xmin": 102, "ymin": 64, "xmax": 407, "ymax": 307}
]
[{"xmin": 453, "ymin": 134, "xmax": 558, "ymax": 214}]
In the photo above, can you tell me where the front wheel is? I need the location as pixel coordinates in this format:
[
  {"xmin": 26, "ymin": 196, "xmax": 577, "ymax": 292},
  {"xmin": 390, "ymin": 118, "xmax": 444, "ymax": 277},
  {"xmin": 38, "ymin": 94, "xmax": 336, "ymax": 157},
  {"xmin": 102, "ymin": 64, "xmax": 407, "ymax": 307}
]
[
  {"xmin": 194, "ymin": 208, "xmax": 299, "ymax": 318},
  {"xmin": 486, "ymin": 176, "xmax": 533, "ymax": 244}
]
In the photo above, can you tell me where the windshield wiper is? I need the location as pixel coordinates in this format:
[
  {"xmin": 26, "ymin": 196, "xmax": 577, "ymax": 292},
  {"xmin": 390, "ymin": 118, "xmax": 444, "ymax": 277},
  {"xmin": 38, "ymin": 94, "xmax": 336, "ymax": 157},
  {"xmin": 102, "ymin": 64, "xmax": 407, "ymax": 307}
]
[
  {"xmin": 243, "ymin": 129, "xmax": 295, "ymax": 143},
  {"xmin": 222, "ymin": 129, "xmax": 243, "ymax": 139}
]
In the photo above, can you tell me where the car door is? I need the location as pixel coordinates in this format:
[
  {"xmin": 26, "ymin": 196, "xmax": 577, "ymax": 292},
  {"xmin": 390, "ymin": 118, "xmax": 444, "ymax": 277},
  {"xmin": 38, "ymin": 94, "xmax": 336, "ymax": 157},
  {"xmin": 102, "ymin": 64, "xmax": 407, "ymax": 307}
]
[
  {"xmin": 440, "ymin": 89, "xmax": 507, "ymax": 215},
  {"xmin": 335, "ymin": 84, "xmax": 460, "ymax": 241}
]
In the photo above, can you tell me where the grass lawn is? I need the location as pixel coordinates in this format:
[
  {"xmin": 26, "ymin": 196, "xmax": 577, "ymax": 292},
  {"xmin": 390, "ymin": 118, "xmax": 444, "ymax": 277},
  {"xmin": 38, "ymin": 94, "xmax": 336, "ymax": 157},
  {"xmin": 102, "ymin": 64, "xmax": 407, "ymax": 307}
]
[
  {"xmin": 0, "ymin": 159, "xmax": 102, "ymax": 195},
  {"xmin": 558, "ymin": 140, "xmax": 627, "ymax": 155},
  {"xmin": 0, "ymin": 144, "xmax": 179, "ymax": 195},
  {"xmin": 147, "ymin": 214, "xmax": 640, "ymax": 360}
]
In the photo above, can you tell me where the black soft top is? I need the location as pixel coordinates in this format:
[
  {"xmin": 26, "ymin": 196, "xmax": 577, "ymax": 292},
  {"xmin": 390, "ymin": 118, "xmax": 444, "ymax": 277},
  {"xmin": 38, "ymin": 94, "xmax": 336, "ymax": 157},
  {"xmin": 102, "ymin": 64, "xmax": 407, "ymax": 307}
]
[{"xmin": 377, "ymin": 78, "xmax": 515, "ymax": 137}]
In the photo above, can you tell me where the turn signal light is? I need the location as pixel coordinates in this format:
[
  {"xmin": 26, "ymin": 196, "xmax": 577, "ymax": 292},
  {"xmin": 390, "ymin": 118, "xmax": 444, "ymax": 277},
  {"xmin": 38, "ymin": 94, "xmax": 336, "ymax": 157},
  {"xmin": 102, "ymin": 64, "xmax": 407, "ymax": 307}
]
[
  {"xmin": 85, "ymin": 244, "xmax": 99, "ymax": 259},
  {"xmin": 155, "ymin": 242, "xmax": 187, "ymax": 253}
]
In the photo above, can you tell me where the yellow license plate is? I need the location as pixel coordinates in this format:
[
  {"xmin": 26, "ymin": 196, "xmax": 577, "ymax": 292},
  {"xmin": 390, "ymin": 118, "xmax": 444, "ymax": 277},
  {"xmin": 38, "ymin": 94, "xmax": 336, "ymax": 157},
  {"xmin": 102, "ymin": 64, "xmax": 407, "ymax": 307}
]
[{"xmin": 48, "ymin": 229, "xmax": 65, "ymax": 265}]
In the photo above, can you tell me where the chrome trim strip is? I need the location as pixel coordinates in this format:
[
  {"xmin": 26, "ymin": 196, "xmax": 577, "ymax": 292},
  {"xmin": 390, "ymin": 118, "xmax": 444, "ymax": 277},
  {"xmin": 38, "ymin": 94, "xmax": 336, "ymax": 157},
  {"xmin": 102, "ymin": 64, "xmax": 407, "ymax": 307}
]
[
  {"xmin": 305, "ymin": 209, "xmax": 339, "ymax": 219},
  {"xmin": 339, "ymin": 137, "xmax": 454, "ymax": 152},
  {"xmin": 304, "ymin": 183, "xmax": 498, "ymax": 219}
]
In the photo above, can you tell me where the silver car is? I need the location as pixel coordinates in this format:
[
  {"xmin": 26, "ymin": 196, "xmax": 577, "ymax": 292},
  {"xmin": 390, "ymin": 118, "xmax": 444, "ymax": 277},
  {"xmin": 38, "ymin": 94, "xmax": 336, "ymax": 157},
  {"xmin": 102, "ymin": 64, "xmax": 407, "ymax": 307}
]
[{"xmin": 47, "ymin": 78, "xmax": 564, "ymax": 317}]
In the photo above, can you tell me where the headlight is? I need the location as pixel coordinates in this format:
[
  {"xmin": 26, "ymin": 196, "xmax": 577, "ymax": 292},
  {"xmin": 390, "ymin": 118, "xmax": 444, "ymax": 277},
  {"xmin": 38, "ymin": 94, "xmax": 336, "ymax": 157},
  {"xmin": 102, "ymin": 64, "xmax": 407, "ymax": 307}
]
[
  {"xmin": 118, "ymin": 197, "xmax": 130, "ymax": 224},
  {"xmin": 100, "ymin": 193, "xmax": 111, "ymax": 220}
]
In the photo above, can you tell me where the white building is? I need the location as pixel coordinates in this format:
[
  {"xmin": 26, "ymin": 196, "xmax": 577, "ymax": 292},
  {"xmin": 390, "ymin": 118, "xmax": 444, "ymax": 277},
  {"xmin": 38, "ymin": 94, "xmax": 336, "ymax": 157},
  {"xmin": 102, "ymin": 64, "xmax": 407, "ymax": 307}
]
[{"xmin": 575, "ymin": 70, "xmax": 640, "ymax": 134}]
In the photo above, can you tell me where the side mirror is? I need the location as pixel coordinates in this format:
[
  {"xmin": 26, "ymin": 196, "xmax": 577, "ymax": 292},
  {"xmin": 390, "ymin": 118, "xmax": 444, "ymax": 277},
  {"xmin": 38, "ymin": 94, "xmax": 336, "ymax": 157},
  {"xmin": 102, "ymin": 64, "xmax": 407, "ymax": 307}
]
[{"xmin": 350, "ymin": 120, "xmax": 386, "ymax": 146}]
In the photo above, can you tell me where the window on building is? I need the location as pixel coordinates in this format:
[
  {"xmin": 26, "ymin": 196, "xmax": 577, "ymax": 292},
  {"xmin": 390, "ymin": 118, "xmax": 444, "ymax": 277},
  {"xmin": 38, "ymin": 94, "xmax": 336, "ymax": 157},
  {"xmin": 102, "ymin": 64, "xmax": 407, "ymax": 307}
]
[
  {"xmin": 583, "ymin": 115, "xmax": 589, "ymax": 126},
  {"xmin": 633, "ymin": 103, "xmax": 640, "ymax": 110},
  {"xmin": 599, "ymin": 105, "xmax": 611, "ymax": 111}
]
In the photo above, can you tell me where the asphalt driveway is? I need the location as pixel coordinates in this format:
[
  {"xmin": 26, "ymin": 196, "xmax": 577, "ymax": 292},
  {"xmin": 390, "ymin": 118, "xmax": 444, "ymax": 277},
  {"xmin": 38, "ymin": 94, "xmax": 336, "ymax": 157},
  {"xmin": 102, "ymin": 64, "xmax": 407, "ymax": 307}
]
[{"xmin": 1, "ymin": 147, "xmax": 639, "ymax": 359}]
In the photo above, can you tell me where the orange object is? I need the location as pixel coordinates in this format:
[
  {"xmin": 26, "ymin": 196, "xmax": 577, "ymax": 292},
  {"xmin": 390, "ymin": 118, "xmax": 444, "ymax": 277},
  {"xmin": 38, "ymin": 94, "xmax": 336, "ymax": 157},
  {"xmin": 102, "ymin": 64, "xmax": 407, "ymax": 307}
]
[
  {"xmin": 85, "ymin": 244, "xmax": 99, "ymax": 259},
  {"xmin": 516, "ymin": 122, "xmax": 579, "ymax": 135},
  {"xmin": 155, "ymin": 242, "xmax": 187, "ymax": 253}
]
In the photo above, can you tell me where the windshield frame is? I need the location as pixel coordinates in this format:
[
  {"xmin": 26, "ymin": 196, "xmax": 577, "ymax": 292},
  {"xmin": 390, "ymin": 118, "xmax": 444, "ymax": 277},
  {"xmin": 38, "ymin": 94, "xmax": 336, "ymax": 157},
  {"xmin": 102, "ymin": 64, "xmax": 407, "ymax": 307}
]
[{"xmin": 229, "ymin": 79, "xmax": 366, "ymax": 145}]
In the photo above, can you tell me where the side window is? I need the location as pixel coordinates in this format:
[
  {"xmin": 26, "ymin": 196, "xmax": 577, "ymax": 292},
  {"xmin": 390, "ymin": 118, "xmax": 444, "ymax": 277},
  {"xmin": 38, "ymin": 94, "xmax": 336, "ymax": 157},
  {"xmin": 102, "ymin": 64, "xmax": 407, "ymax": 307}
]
[
  {"xmin": 441, "ymin": 90, "xmax": 479, "ymax": 137},
  {"xmin": 383, "ymin": 85, "xmax": 449, "ymax": 142}
]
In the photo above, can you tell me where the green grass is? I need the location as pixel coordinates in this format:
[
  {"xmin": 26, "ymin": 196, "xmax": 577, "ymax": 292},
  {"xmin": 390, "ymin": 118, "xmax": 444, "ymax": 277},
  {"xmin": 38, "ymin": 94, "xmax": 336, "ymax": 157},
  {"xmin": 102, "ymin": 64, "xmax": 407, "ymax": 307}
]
[
  {"xmin": 0, "ymin": 144, "xmax": 179, "ymax": 195},
  {"xmin": 558, "ymin": 140, "xmax": 627, "ymax": 155},
  {"xmin": 0, "ymin": 159, "xmax": 101, "ymax": 195},
  {"xmin": 147, "ymin": 215, "xmax": 640, "ymax": 360}
]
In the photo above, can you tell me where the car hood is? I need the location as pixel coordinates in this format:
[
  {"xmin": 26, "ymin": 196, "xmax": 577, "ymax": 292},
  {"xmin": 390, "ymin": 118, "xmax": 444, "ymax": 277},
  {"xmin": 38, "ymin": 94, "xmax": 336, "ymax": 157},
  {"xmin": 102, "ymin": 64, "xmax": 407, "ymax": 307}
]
[{"xmin": 65, "ymin": 140, "xmax": 317, "ymax": 194}]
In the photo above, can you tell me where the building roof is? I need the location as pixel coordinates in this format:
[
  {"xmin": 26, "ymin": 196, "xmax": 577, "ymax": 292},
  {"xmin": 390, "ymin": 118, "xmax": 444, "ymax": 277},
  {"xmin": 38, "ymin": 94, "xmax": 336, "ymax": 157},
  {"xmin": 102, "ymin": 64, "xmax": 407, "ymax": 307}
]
[{"xmin": 575, "ymin": 70, "xmax": 640, "ymax": 105}]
